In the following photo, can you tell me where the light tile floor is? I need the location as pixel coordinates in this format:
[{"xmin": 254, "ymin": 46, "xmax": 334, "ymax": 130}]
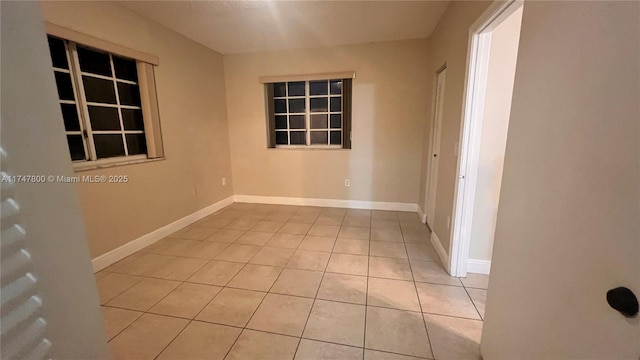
[{"xmin": 97, "ymin": 203, "xmax": 489, "ymax": 360}]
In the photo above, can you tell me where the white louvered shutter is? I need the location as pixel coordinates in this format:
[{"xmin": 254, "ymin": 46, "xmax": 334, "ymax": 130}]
[{"xmin": 1, "ymin": 148, "xmax": 52, "ymax": 360}]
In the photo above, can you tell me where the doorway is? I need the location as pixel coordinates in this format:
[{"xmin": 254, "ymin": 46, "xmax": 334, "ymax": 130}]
[
  {"xmin": 425, "ymin": 66, "xmax": 446, "ymax": 230},
  {"xmin": 449, "ymin": 1, "xmax": 523, "ymax": 277}
]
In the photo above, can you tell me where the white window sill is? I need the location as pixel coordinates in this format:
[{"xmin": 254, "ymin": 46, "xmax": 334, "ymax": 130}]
[
  {"xmin": 271, "ymin": 146, "xmax": 348, "ymax": 151},
  {"xmin": 73, "ymin": 156, "xmax": 165, "ymax": 172}
]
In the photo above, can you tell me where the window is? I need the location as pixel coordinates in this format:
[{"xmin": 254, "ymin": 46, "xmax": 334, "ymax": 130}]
[
  {"xmin": 46, "ymin": 31, "xmax": 163, "ymax": 167},
  {"xmin": 264, "ymin": 77, "xmax": 352, "ymax": 149}
]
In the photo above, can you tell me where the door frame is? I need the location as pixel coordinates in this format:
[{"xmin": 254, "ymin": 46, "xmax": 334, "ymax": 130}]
[
  {"xmin": 424, "ymin": 64, "xmax": 447, "ymax": 228},
  {"xmin": 448, "ymin": 0, "xmax": 523, "ymax": 277}
]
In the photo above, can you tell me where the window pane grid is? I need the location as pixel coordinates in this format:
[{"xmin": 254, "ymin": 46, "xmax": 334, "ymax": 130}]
[
  {"xmin": 272, "ymin": 79, "xmax": 342, "ymax": 147},
  {"xmin": 51, "ymin": 38, "xmax": 89, "ymax": 162},
  {"xmin": 50, "ymin": 36, "xmax": 147, "ymax": 162}
]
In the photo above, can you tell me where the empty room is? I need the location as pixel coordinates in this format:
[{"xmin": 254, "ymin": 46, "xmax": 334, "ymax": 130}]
[{"xmin": 1, "ymin": 0, "xmax": 638, "ymax": 359}]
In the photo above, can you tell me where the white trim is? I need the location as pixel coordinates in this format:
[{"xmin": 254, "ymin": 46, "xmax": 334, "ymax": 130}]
[
  {"xmin": 91, "ymin": 195, "xmax": 234, "ymax": 272},
  {"xmin": 430, "ymin": 231, "xmax": 450, "ymax": 272},
  {"xmin": 417, "ymin": 206, "xmax": 427, "ymax": 224},
  {"xmin": 259, "ymin": 71, "xmax": 355, "ymax": 84},
  {"xmin": 234, "ymin": 194, "xmax": 417, "ymax": 212},
  {"xmin": 46, "ymin": 22, "xmax": 159, "ymax": 65},
  {"xmin": 467, "ymin": 259, "xmax": 491, "ymax": 275},
  {"xmin": 448, "ymin": 0, "xmax": 523, "ymax": 277}
]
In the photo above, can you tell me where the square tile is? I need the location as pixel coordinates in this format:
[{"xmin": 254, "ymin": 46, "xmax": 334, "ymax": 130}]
[
  {"xmin": 152, "ymin": 257, "xmax": 208, "ymax": 281},
  {"xmin": 289, "ymin": 214, "xmax": 319, "ymax": 224},
  {"xmin": 183, "ymin": 241, "xmax": 230, "ymax": 259},
  {"xmin": 370, "ymin": 228, "xmax": 403, "ymax": 242},
  {"xmin": 270, "ymin": 268, "xmax": 323, "ymax": 298},
  {"xmin": 286, "ymin": 250, "xmax": 330, "ymax": 271},
  {"xmin": 466, "ymin": 288, "xmax": 487, "ymax": 319},
  {"xmin": 367, "ymin": 278, "xmax": 420, "ymax": 312},
  {"xmin": 145, "ymin": 238, "xmax": 201, "ymax": 257},
  {"xmin": 326, "ymin": 253, "xmax": 368, "ymax": 276},
  {"xmin": 173, "ymin": 226, "xmax": 218, "ymax": 240},
  {"xmin": 107, "ymin": 278, "xmax": 180, "ymax": 311},
  {"xmin": 188, "ymin": 260, "xmax": 244, "ymax": 286},
  {"xmin": 247, "ymin": 293, "xmax": 313, "ymax": 336},
  {"xmin": 109, "ymin": 314, "xmax": 189, "ymax": 360},
  {"xmin": 205, "ymin": 229, "xmax": 245, "ymax": 243},
  {"xmin": 96, "ymin": 273, "xmax": 142, "ymax": 304},
  {"xmin": 107, "ymin": 253, "xmax": 176, "ymax": 276},
  {"xmin": 226, "ymin": 329, "xmax": 299, "ymax": 360},
  {"xmin": 333, "ymin": 239, "xmax": 369, "ymax": 255},
  {"xmin": 402, "ymin": 230, "xmax": 430, "ymax": 243},
  {"xmin": 371, "ymin": 210, "xmax": 398, "ymax": 220},
  {"xmin": 225, "ymin": 219, "xmax": 259, "ymax": 230},
  {"xmin": 252, "ymin": 220, "xmax": 285, "ymax": 232},
  {"xmin": 303, "ymin": 299, "xmax": 366, "ymax": 347},
  {"xmin": 405, "ymin": 243, "xmax": 439, "ymax": 261},
  {"xmin": 295, "ymin": 339, "xmax": 362, "ymax": 360},
  {"xmin": 196, "ymin": 288, "xmax": 265, "ymax": 327},
  {"xmin": 365, "ymin": 307, "xmax": 432, "ymax": 358},
  {"xmin": 101, "ymin": 306, "xmax": 143, "ymax": 341},
  {"xmin": 157, "ymin": 321, "xmax": 241, "ymax": 360},
  {"xmin": 338, "ymin": 226, "xmax": 370, "ymax": 240},
  {"xmin": 215, "ymin": 244, "xmax": 261, "ymax": 263},
  {"xmin": 308, "ymin": 224, "xmax": 340, "ymax": 238},
  {"xmin": 370, "ymin": 241, "xmax": 408, "ymax": 259},
  {"xmin": 369, "ymin": 257, "xmax": 413, "ymax": 280},
  {"xmin": 280, "ymin": 222, "xmax": 313, "ymax": 235},
  {"xmin": 415, "ymin": 283, "xmax": 481, "ymax": 319},
  {"xmin": 317, "ymin": 273, "xmax": 367, "ymax": 305},
  {"xmin": 198, "ymin": 217, "xmax": 233, "ymax": 229},
  {"xmin": 424, "ymin": 314, "xmax": 483, "ymax": 360},
  {"xmin": 299, "ymin": 235, "xmax": 336, "ymax": 252},
  {"xmin": 364, "ymin": 349, "xmax": 425, "ymax": 360},
  {"xmin": 370, "ymin": 219, "xmax": 401, "ymax": 230},
  {"xmin": 314, "ymin": 215, "xmax": 344, "ymax": 226},
  {"xmin": 235, "ymin": 231, "xmax": 275, "ymax": 246},
  {"xmin": 267, "ymin": 233, "xmax": 305, "ymax": 249},
  {"xmin": 461, "ymin": 273, "xmax": 489, "ymax": 289},
  {"xmin": 227, "ymin": 264, "xmax": 282, "ymax": 291},
  {"xmin": 250, "ymin": 246, "xmax": 295, "ymax": 267},
  {"xmin": 149, "ymin": 283, "xmax": 221, "ymax": 319},
  {"xmin": 342, "ymin": 217, "xmax": 370, "ymax": 228},
  {"xmin": 411, "ymin": 260, "xmax": 462, "ymax": 286}
]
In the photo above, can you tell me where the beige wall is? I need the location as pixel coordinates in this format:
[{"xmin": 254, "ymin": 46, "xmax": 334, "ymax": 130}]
[
  {"xmin": 468, "ymin": 6, "xmax": 522, "ymax": 262},
  {"xmin": 418, "ymin": 1, "xmax": 491, "ymax": 250},
  {"xmin": 224, "ymin": 40, "xmax": 429, "ymax": 204},
  {"xmin": 42, "ymin": 1, "xmax": 234, "ymax": 258},
  {"xmin": 482, "ymin": 1, "xmax": 639, "ymax": 357}
]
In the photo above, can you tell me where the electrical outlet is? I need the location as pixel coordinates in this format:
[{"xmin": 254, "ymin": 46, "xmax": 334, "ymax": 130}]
[
  {"xmin": 446, "ymin": 216, "xmax": 451, "ymax": 229},
  {"xmin": 222, "ymin": 177, "xmax": 227, "ymax": 186},
  {"xmin": 344, "ymin": 179, "xmax": 350, "ymax": 187}
]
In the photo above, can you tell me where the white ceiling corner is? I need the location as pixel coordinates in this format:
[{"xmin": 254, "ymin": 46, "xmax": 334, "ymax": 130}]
[{"xmin": 117, "ymin": 0, "xmax": 450, "ymax": 54}]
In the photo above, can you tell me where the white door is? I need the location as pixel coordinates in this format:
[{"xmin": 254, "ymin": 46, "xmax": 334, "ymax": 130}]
[
  {"xmin": 481, "ymin": 1, "xmax": 639, "ymax": 358},
  {"xmin": 426, "ymin": 67, "xmax": 446, "ymax": 228}
]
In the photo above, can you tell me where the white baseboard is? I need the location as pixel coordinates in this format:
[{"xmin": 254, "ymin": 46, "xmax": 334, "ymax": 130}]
[
  {"xmin": 234, "ymin": 194, "xmax": 418, "ymax": 212},
  {"xmin": 430, "ymin": 231, "xmax": 449, "ymax": 270},
  {"xmin": 467, "ymin": 259, "xmax": 491, "ymax": 274},
  {"xmin": 91, "ymin": 195, "xmax": 235, "ymax": 272},
  {"xmin": 417, "ymin": 206, "xmax": 427, "ymax": 223}
]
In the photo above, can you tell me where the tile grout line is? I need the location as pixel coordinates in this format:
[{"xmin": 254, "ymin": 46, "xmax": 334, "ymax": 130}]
[
  {"xmin": 291, "ymin": 210, "xmax": 343, "ymax": 359},
  {"xmin": 100, "ymin": 206, "xmax": 443, "ymax": 359},
  {"xmin": 362, "ymin": 212, "xmax": 373, "ymax": 360},
  {"xmin": 400, "ymin": 216, "xmax": 437, "ymax": 360}
]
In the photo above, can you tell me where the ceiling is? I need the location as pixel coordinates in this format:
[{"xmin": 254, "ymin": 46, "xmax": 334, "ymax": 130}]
[{"xmin": 118, "ymin": 1, "xmax": 450, "ymax": 54}]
